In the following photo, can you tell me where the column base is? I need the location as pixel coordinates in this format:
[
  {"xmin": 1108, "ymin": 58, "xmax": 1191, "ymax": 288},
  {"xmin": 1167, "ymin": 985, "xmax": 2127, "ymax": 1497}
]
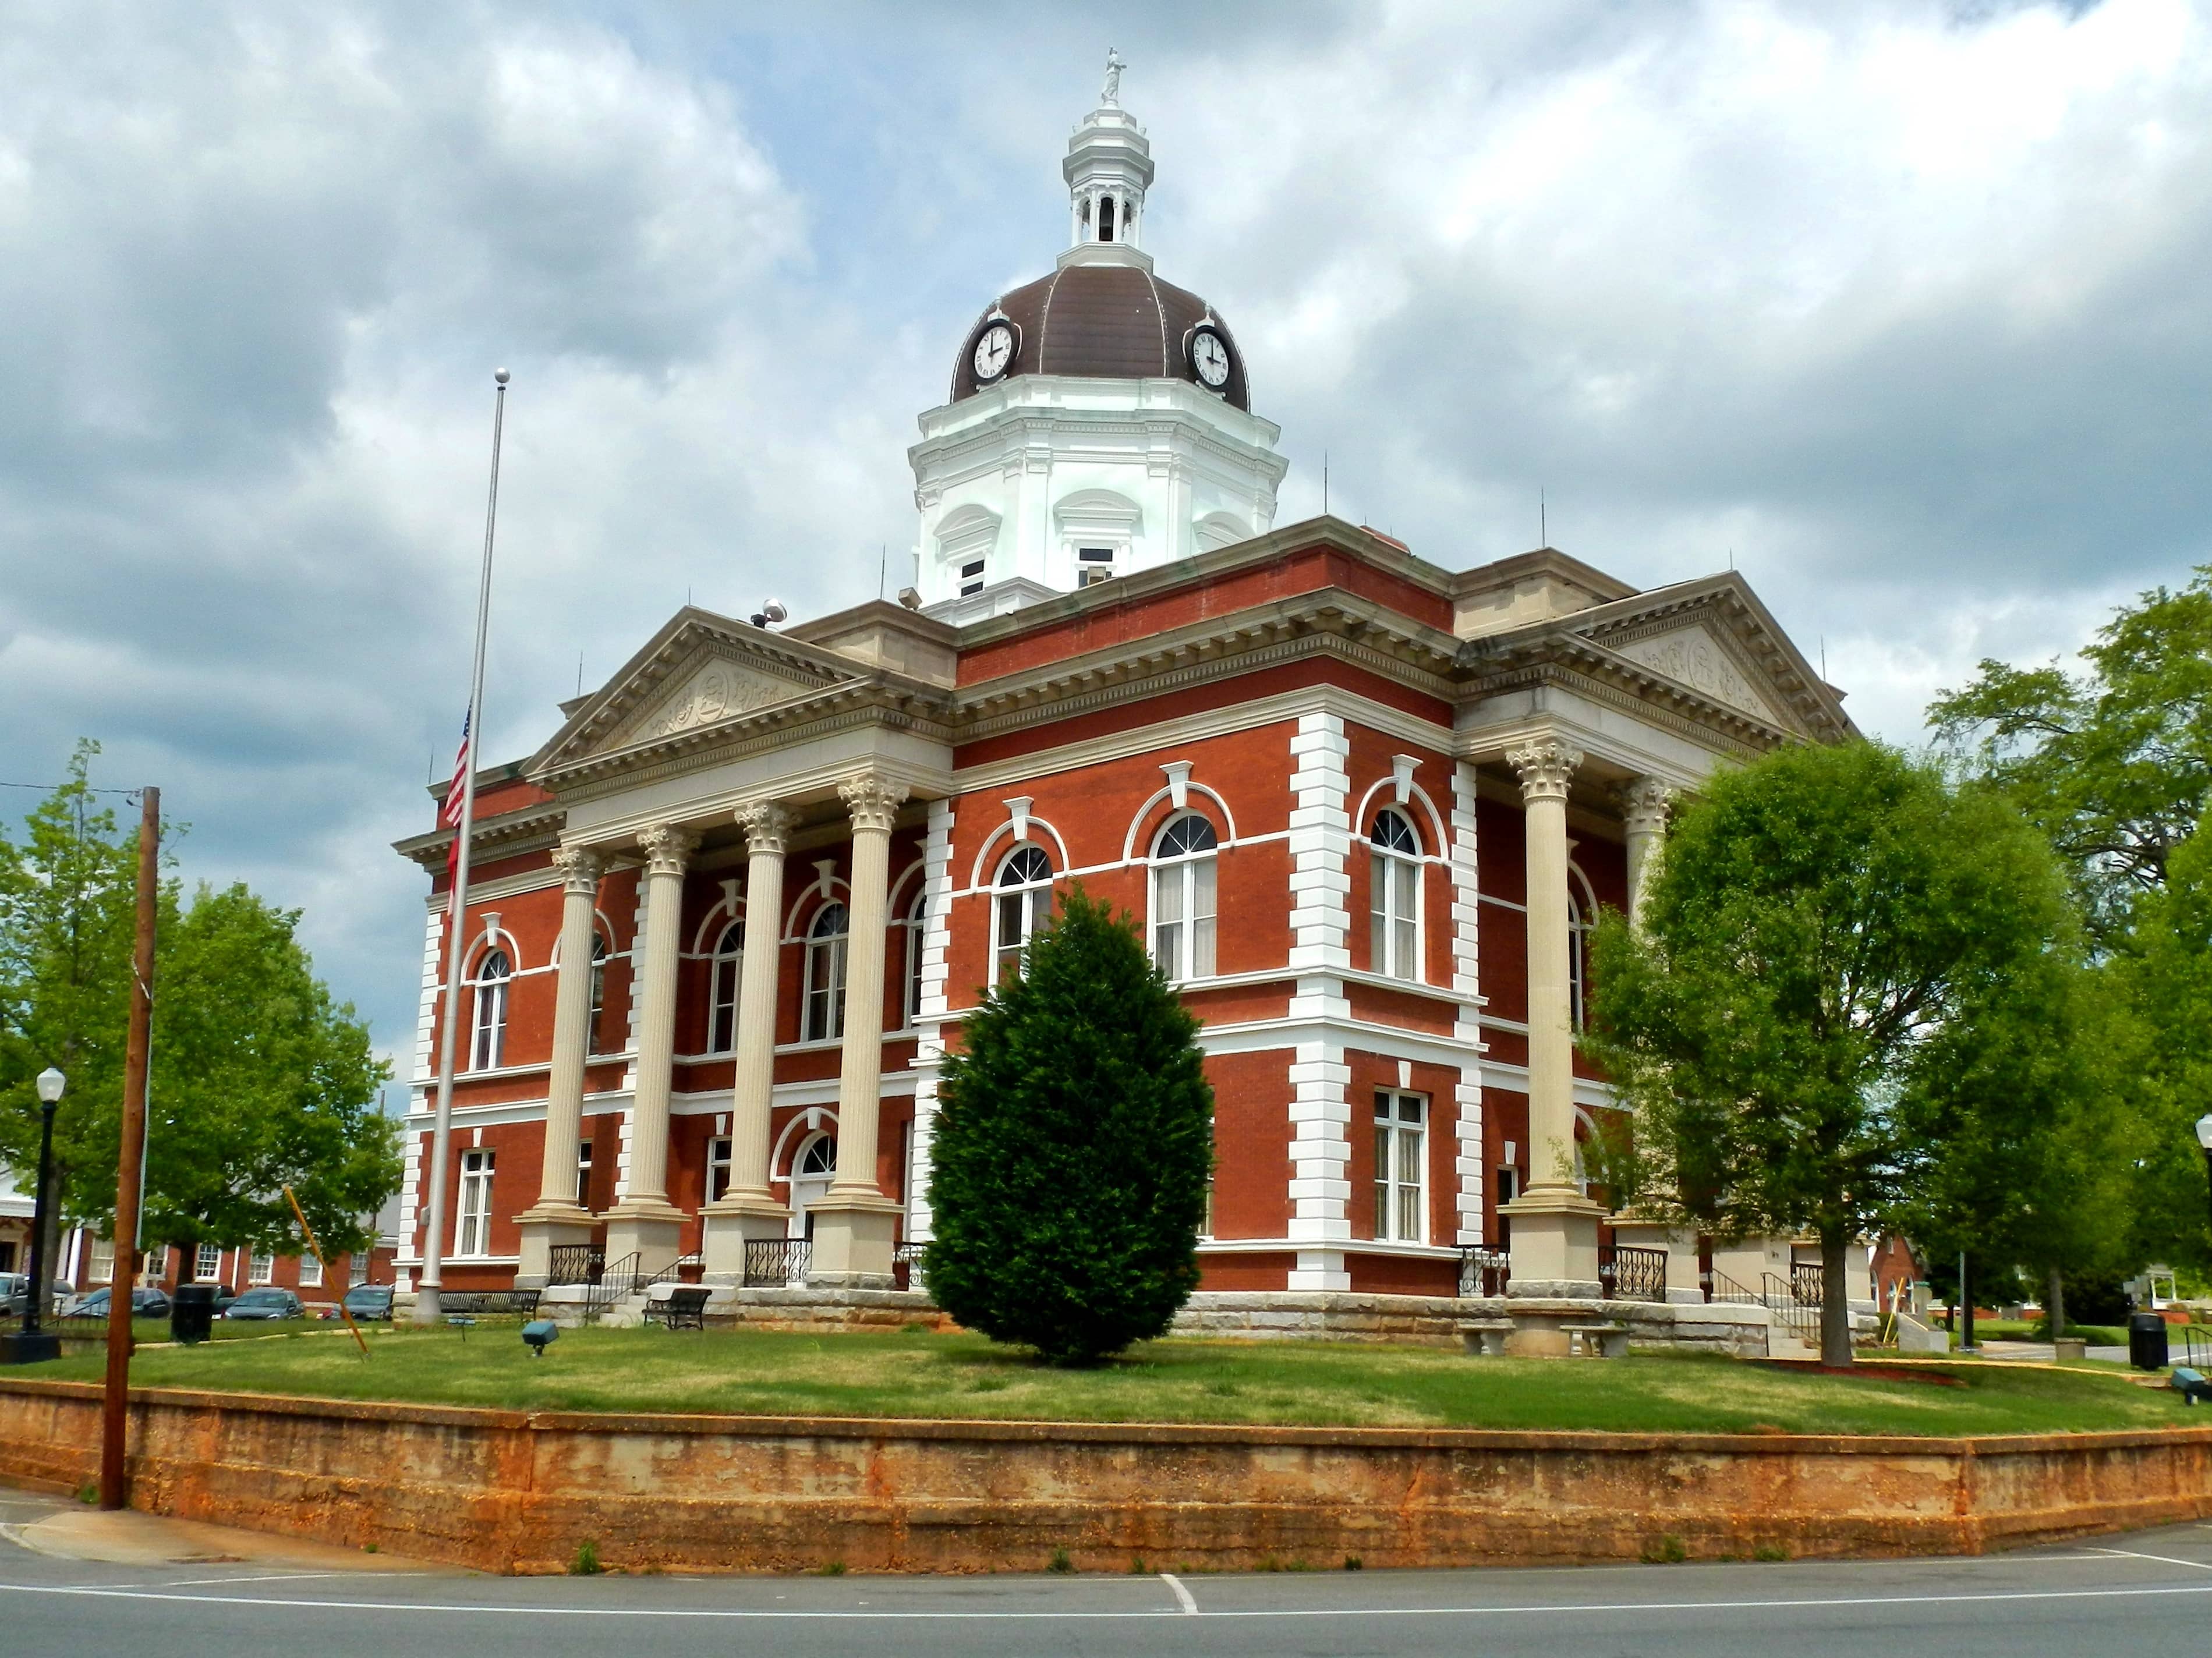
[
  {"xmin": 514, "ymin": 1205, "xmax": 598, "ymax": 1289},
  {"xmin": 1501, "ymin": 1186, "xmax": 1605, "ymax": 1301},
  {"xmin": 1608, "ymin": 1216, "xmax": 1705, "ymax": 1305},
  {"xmin": 699, "ymin": 1195, "xmax": 794, "ymax": 1280},
  {"xmin": 805, "ymin": 1192, "xmax": 902, "ymax": 1289},
  {"xmin": 600, "ymin": 1200, "xmax": 688, "ymax": 1279}
]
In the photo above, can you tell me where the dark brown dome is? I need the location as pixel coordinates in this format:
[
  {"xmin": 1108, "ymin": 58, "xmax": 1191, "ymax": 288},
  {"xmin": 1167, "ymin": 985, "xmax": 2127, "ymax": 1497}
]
[{"xmin": 950, "ymin": 263, "xmax": 1251, "ymax": 411}]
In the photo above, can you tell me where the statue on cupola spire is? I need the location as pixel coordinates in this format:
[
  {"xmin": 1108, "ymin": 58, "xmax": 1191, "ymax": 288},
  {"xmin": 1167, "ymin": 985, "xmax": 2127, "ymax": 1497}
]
[{"xmin": 1100, "ymin": 47, "xmax": 1124, "ymax": 106}]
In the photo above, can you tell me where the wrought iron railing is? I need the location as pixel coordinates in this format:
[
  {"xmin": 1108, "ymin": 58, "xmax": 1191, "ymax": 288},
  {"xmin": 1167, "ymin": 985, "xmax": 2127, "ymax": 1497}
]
[
  {"xmin": 437, "ymin": 1288, "xmax": 542, "ymax": 1319},
  {"xmin": 1602, "ymin": 1245, "xmax": 1668, "ymax": 1304},
  {"xmin": 1762, "ymin": 1271, "xmax": 1820, "ymax": 1347},
  {"xmin": 2175, "ymin": 1324, "xmax": 2211, "ymax": 1369},
  {"xmin": 1792, "ymin": 1260, "xmax": 1825, "ymax": 1308},
  {"xmin": 741, "ymin": 1238, "xmax": 810, "ymax": 1287},
  {"xmin": 1704, "ymin": 1267, "xmax": 1761, "ymax": 1306},
  {"xmin": 638, "ymin": 1250, "xmax": 703, "ymax": 1294},
  {"xmin": 584, "ymin": 1252, "xmax": 642, "ymax": 1322},
  {"xmin": 546, "ymin": 1244, "xmax": 604, "ymax": 1287},
  {"xmin": 892, "ymin": 1241, "xmax": 923, "ymax": 1293},
  {"xmin": 1457, "ymin": 1246, "xmax": 1510, "ymax": 1299}
]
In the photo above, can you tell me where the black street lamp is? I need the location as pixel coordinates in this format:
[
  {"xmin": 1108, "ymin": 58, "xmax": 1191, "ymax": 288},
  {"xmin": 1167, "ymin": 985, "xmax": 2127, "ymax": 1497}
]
[{"xmin": 3, "ymin": 1067, "xmax": 65, "ymax": 1366}]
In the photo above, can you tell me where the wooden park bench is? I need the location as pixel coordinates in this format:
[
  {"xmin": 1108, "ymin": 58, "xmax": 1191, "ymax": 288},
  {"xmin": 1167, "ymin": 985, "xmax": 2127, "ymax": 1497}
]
[{"xmin": 649, "ymin": 1286, "xmax": 713, "ymax": 1331}]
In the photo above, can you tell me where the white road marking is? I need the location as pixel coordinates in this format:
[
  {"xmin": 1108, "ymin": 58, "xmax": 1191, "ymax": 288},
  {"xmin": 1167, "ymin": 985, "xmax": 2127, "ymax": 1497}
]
[
  {"xmin": 154, "ymin": 1571, "xmax": 361, "ymax": 1588},
  {"xmin": 1, "ymin": 1579, "xmax": 2211, "ymax": 1621},
  {"xmin": 2091, "ymin": 1547, "xmax": 2212, "ymax": 1572},
  {"xmin": 1160, "ymin": 1572, "xmax": 1197, "ymax": 1615}
]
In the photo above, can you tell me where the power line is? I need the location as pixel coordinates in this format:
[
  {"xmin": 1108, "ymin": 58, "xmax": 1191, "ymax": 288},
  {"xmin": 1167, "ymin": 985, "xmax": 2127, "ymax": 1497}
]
[{"xmin": 0, "ymin": 781, "xmax": 147, "ymax": 797}]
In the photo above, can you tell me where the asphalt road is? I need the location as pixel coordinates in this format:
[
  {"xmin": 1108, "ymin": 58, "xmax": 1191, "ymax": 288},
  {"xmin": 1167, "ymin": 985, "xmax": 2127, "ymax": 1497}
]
[{"xmin": 5, "ymin": 1485, "xmax": 2211, "ymax": 1657}]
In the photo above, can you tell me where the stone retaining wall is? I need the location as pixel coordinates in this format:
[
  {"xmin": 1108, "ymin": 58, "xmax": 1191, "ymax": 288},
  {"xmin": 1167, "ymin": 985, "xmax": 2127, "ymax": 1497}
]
[{"xmin": 3, "ymin": 1379, "xmax": 2206, "ymax": 1576}]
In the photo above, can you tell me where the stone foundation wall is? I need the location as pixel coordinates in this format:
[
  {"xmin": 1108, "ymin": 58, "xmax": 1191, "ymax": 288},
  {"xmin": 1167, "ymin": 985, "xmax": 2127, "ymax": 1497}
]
[{"xmin": 3, "ymin": 1379, "xmax": 2206, "ymax": 1576}]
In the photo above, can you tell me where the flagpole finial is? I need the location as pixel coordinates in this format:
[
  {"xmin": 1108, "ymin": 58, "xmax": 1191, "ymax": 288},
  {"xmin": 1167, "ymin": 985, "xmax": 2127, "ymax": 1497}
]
[{"xmin": 493, "ymin": 367, "xmax": 509, "ymax": 385}]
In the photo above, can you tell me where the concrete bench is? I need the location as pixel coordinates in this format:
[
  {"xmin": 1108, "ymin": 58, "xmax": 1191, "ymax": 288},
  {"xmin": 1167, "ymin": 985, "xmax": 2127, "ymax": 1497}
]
[
  {"xmin": 1458, "ymin": 1319, "xmax": 1514, "ymax": 1357},
  {"xmin": 1561, "ymin": 1321, "xmax": 1629, "ymax": 1359}
]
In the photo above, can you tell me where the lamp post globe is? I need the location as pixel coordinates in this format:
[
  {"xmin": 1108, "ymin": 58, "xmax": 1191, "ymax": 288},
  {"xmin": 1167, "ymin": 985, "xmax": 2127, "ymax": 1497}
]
[
  {"xmin": 35, "ymin": 1068, "xmax": 64, "ymax": 1106},
  {"xmin": 2198, "ymin": 1113, "xmax": 2212, "ymax": 1235}
]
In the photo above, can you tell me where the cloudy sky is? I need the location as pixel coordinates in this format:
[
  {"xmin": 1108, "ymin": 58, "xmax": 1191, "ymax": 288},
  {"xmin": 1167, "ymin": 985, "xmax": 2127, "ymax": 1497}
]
[{"xmin": 4, "ymin": 0, "xmax": 2209, "ymax": 1069}]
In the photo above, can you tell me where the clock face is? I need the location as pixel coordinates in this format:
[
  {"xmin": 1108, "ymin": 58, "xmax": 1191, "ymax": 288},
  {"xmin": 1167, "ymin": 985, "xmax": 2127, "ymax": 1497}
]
[
  {"xmin": 1190, "ymin": 327, "xmax": 1231, "ymax": 389},
  {"xmin": 972, "ymin": 322, "xmax": 1015, "ymax": 382}
]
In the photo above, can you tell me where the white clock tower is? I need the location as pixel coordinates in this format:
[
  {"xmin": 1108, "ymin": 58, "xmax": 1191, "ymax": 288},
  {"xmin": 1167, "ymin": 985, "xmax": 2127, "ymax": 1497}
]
[{"xmin": 908, "ymin": 58, "xmax": 1287, "ymax": 620}]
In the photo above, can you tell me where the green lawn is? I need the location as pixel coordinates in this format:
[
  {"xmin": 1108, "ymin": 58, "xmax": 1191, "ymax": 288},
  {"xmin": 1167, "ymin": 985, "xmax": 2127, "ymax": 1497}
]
[{"xmin": 19, "ymin": 1324, "xmax": 2198, "ymax": 1437}]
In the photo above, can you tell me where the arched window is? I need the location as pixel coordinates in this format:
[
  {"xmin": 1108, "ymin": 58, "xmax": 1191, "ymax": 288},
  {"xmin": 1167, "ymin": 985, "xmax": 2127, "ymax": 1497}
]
[
  {"xmin": 708, "ymin": 919, "xmax": 744, "ymax": 1053},
  {"xmin": 469, "ymin": 948, "xmax": 510, "ymax": 1070},
  {"xmin": 804, "ymin": 903, "xmax": 849, "ymax": 1043},
  {"xmin": 1151, "ymin": 814, "xmax": 1219, "ymax": 982},
  {"xmin": 994, "ymin": 845, "xmax": 1053, "ymax": 980},
  {"xmin": 900, "ymin": 888, "xmax": 928, "ymax": 1028},
  {"xmin": 1098, "ymin": 194, "xmax": 1116, "ymax": 242},
  {"xmin": 586, "ymin": 936, "xmax": 610, "ymax": 1055},
  {"xmin": 1368, "ymin": 809, "xmax": 1422, "ymax": 982}
]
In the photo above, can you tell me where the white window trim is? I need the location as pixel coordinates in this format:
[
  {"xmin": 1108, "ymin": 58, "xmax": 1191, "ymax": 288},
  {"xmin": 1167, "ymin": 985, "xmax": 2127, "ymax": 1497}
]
[
  {"xmin": 298, "ymin": 1253, "xmax": 323, "ymax": 1288},
  {"xmin": 1373, "ymin": 1089, "xmax": 1428, "ymax": 1245},
  {"xmin": 705, "ymin": 1135, "xmax": 732, "ymax": 1205},
  {"xmin": 194, "ymin": 1242, "xmax": 221, "ymax": 1281},
  {"xmin": 247, "ymin": 1249, "xmax": 276, "ymax": 1286},
  {"xmin": 455, "ymin": 1147, "xmax": 496, "ymax": 1259},
  {"xmin": 469, "ymin": 950, "xmax": 511, "ymax": 1071},
  {"xmin": 707, "ymin": 919, "xmax": 744, "ymax": 1054},
  {"xmin": 804, "ymin": 904, "xmax": 851, "ymax": 1043},
  {"xmin": 1369, "ymin": 809, "xmax": 1424, "ymax": 983},
  {"xmin": 1148, "ymin": 813, "xmax": 1219, "ymax": 983},
  {"xmin": 993, "ymin": 846, "xmax": 1054, "ymax": 981}
]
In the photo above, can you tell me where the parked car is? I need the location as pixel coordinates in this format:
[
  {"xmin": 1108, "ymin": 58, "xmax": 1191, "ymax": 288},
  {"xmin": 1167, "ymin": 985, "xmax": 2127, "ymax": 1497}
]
[
  {"xmin": 0, "ymin": 1273, "xmax": 66, "ymax": 1319},
  {"xmin": 337, "ymin": 1284, "xmax": 394, "ymax": 1322},
  {"xmin": 222, "ymin": 1287, "xmax": 304, "ymax": 1321},
  {"xmin": 59, "ymin": 1286, "xmax": 172, "ymax": 1320}
]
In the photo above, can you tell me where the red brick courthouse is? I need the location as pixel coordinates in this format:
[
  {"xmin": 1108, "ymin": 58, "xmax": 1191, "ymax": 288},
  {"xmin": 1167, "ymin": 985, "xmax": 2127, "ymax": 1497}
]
[{"xmin": 392, "ymin": 83, "xmax": 1853, "ymax": 1338}]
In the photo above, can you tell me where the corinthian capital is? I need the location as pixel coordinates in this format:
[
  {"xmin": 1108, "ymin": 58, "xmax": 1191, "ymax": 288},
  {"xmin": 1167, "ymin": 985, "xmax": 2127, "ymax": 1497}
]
[
  {"xmin": 838, "ymin": 773, "xmax": 910, "ymax": 835},
  {"xmin": 550, "ymin": 842, "xmax": 604, "ymax": 895},
  {"xmin": 638, "ymin": 823, "xmax": 701, "ymax": 878},
  {"xmin": 1507, "ymin": 738, "xmax": 1584, "ymax": 804},
  {"xmin": 1616, "ymin": 776, "xmax": 1673, "ymax": 838},
  {"xmin": 734, "ymin": 799, "xmax": 794, "ymax": 856}
]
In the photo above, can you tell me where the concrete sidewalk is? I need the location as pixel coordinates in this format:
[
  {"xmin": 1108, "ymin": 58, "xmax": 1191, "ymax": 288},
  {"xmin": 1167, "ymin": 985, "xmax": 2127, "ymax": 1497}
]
[{"xmin": 2, "ymin": 1496, "xmax": 436, "ymax": 1573}]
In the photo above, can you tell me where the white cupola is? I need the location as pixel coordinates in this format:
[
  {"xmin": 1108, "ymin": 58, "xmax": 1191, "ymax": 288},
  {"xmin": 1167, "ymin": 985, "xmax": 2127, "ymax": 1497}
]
[
  {"xmin": 907, "ymin": 54, "xmax": 1287, "ymax": 623},
  {"xmin": 1063, "ymin": 50, "xmax": 1153, "ymax": 253}
]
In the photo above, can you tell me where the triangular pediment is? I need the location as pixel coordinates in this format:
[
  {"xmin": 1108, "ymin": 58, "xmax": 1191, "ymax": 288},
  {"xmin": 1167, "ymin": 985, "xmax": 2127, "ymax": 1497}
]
[
  {"xmin": 608, "ymin": 651, "xmax": 823, "ymax": 749},
  {"xmin": 1613, "ymin": 621, "xmax": 1781, "ymax": 724},
  {"xmin": 530, "ymin": 609, "xmax": 861, "ymax": 778}
]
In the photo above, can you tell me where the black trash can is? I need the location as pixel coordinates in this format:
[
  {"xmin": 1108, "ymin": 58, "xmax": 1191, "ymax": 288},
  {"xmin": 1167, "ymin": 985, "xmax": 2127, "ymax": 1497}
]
[
  {"xmin": 2129, "ymin": 1309, "xmax": 2169, "ymax": 1371},
  {"xmin": 171, "ymin": 1283, "xmax": 218, "ymax": 1346}
]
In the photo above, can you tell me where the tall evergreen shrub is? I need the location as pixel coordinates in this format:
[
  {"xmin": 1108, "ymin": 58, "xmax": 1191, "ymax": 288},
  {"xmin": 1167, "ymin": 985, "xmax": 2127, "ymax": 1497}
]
[{"xmin": 924, "ymin": 885, "xmax": 1213, "ymax": 1365}]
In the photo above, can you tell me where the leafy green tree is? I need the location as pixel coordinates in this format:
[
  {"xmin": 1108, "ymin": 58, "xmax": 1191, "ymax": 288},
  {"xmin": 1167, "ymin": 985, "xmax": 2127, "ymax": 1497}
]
[
  {"xmin": 0, "ymin": 746, "xmax": 397, "ymax": 1264},
  {"xmin": 925, "ymin": 885, "xmax": 1213, "ymax": 1365},
  {"xmin": 2115, "ymin": 827, "xmax": 2212, "ymax": 1274},
  {"xmin": 1929, "ymin": 568, "xmax": 2212, "ymax": 943},
  {"xmin": 1585, "ymin": 741, "xmax": 2081, "ymax": 1366}
]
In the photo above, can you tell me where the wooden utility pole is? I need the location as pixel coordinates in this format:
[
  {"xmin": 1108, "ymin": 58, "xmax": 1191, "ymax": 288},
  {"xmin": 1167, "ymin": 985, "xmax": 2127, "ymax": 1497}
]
[{"xmin": 100, "ymin": 785, "xmax": 158, "ymax": 1511}]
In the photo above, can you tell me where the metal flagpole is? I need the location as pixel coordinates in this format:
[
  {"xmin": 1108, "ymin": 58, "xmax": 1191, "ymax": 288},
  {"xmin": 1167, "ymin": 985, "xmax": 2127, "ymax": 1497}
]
[{"xmin": 413, "ymin": 367, "xmax": 510, "ymax": 1325}]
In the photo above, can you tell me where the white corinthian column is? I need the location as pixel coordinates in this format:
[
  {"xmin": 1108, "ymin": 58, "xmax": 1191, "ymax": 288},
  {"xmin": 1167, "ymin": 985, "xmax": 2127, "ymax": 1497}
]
[
  {"xmin": 700, "ymin": 800, "xmax": 795, "ymax": 1283},
  {"xmin": 1499, "ymin": 737, "xmax": 1605, "ymax": 1331},
  {"xmin": 516, "ymin": 842, "xmax": 603, "ymax": 1287},
  {"xmin": 601, "ymin": 821, "xmax": 697, "ymax": 1277},
  {"xmin": 807, "ymin": 772, "xmax": 909, "ymax": 1288},
  {"xmin": 1605, "ymin": 777, "xmax": 1704, "ymax": 1302}
]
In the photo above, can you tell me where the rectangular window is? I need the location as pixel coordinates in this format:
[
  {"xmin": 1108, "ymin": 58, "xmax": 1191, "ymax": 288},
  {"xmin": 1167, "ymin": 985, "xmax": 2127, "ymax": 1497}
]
[
  {"xmin": 298, "ymin": 1253, "xmax": 323, "ymax": 1288},
  {"xmin": 960, "ymin": 558, "xmax": 986, "ymax": 597},
  {"xmin": 249, "ymin": 1250, "xmax": 275, "ymax": 1286},
  {"xmin": 1077, "ymin": 546, "xmax": 1116, "ymax": 588},
  {"xmin": 1372, "ymin": 1090, "xmax": 1427, "ymax": 1243},
  {"xmin": 456, "ymin": 1147, "xmax": 495, "ymax": 1257},
  {"xmin": 576, "ymin": 1139, "xmax": 594, "ymax": 1209},
  {"xmin": 351, "ymin": 1252, "xmax": 370, "ymax": 1287},
  {"xmin": 89, "ymin": 1236, "xmax": 115, "ymax": 1286},
  {"xmin": 1151, "ymin": 858, "xmax": 1216, "ymax": 980},
  {"xmin": 706, "ymin": 1136, "xmax": 732, "ymax": 1204},
  {"xmin": 195, "ymin": 1242, "xmax": 221, "ymax": 1281}
]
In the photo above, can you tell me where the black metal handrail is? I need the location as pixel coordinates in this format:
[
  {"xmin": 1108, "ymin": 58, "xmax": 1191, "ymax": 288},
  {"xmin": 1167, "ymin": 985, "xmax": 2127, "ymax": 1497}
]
[
  {"xmin": 2175, "ymin": 1324, "xmax": 2211, "ymax": 1369},
  {"xmin": 740, "ymin": 1238, "xmax": 810, "ymax": 1287},
  {"xmin": 1457, "ymin": 1246, "xmax": 1510, "ymax": 1298},
  {"xmin": 585, "ymin": 1252, "xmax": 642, "ymax": 1321},
  {"xmin": 1705, "ymin": 1267, "xmax": 1761, "ymax": 1306},
  {"xmin": 1791, "ymin": 1260, "xmax": 1824, "ymax": 1308},
  {"xmin": 1604, "ymin": 1245, "xmax": 1668, "ymax": 1304},
  {"xmin": 547, "ymin": 1244, "xmax": 604, "ymax": 1287},
  {"xmin": 1762, "ymin": 1271, "xmax": 1820, "ymax": 1345},
  {"xmin": 639, "ymin": 1250, "xmax": 703, "ymax": 1294}
]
